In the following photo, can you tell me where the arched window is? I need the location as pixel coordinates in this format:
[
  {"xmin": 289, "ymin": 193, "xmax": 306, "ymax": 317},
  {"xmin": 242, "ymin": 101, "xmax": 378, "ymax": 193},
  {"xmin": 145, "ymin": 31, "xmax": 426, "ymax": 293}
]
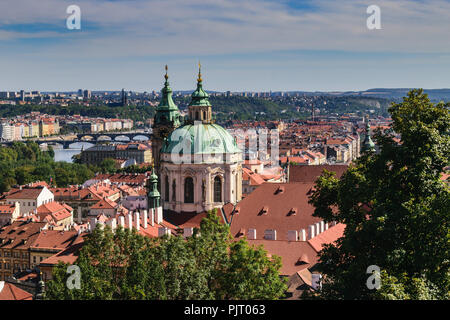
[
  {"xmin": 184, "ymin": 177, "xmax": 194, "ymax": 203},
  {"xmin": 195, "ymin": 111, "xmax": 199, "ymax": 120},
  {"xmin": 203, "ymin": 111, "xmax": 206, "ymax": 120},
  {"xmin": 214, "ymin": 176, "xmax": 222, "ymax": 203},
  {"xmin": 165, "ymin": 175, "xmax": 169, "ymax": 202}
]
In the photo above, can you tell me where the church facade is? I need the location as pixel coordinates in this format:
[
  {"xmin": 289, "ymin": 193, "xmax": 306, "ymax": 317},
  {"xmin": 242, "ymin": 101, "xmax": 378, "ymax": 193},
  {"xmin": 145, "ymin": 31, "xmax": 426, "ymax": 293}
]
[{"xmin": 152, "ymin": 65, "xmax": 243, "ymax": 214}]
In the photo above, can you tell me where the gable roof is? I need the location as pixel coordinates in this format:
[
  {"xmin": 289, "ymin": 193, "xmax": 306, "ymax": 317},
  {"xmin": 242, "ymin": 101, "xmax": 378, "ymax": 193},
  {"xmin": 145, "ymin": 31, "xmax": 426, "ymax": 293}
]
[
  {"xmin": 0, "ymin": 282, "xmax": 33, "ymax": 300},
  {"xmin": 5, "ymin": 187, "xmax": 45, "ymax": 200},
  {"xmin": 91, "ymin": 198, "xmax": 117, "ymax": 210},
  {"xmin": 30, "ymin": 230, "xmax": 78, "ymax": 251},
  {"xmin": 230, "ymin": 183, "xmax": 321, "ymax": 241},
  {"xmin": 307, "ymin": 223, "xmax": 346, "ymax": 252},
  {"xmin": 246, "ymin": 239, "xmax": 319, "ymax": 276}
]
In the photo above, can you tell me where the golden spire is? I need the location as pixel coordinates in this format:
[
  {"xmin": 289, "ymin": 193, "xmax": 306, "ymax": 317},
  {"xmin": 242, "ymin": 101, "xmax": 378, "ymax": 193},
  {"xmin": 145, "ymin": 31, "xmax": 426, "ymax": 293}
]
[
  {"xmin": 197, "ymin": 61, "xmax": 202, "ymax": 83},
  {"xmin": 164, "ymin": 65, "xmax": 168, "ymax": 81}
]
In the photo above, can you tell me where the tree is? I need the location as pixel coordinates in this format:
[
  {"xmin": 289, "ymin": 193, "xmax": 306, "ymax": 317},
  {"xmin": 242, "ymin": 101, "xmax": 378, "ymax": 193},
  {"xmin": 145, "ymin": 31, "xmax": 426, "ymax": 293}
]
[
  {"xmin": 45, "ymin": 211, "xmax": 287, "ymax": 300},
  {"xmin": 99, "ymin": 158, "xmax": 117, "ymax": 174},
  {"xmin": 309, "ymin": 89, "xmax": 450, "ymax": 299}
]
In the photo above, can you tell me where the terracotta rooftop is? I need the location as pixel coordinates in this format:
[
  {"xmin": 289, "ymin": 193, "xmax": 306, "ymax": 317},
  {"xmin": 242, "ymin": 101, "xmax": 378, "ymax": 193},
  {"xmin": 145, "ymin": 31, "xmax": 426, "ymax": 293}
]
[
  {"xmin": 5, "ymin": 187, "xmax": 46, "ymax": 200},
  {"xmin": 30, "ymin": 230, "xmax": 78, "ymax": 251},
  {"xmin": 230, "ymin": 183, "xmax": 321, "ymax": 241},
  {"xmin": 0, "ymin": 282, "xmax": 33, "ymax": 300},
  {"xmin": 307, "ymin": 223, "xmax": 346, "ymax": 252},
  {"xmin": 0, "ymin": 221, "xmax": 47, "ymax": 250},
  {"xmin": 289, "ymin": 165, "xmax": 348, "ymax": 183},
  {"xmin": 246, "ymin": 239, "xmax": 319, "ymax": 276}
]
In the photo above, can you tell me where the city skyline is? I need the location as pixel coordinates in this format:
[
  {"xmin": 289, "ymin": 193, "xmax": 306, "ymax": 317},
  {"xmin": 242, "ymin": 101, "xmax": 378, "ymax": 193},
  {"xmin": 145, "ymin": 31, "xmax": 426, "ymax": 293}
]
[{"xmin": 1, "ymin": 0, "xmax": 450, "ymax": 92}]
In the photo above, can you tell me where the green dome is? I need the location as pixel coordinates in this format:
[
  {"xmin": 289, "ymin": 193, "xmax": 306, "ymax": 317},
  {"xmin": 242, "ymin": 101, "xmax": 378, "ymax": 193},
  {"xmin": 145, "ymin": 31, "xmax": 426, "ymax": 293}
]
[{"xmin": 161, "ymin": 123, "xmax": 241, "ymax": 155}]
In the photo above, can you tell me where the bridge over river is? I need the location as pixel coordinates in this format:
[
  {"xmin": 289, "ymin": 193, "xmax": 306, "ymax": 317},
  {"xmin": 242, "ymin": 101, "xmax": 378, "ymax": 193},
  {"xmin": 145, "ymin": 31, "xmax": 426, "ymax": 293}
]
[{"xmin": 0, "ymin": 131, "xmax": 153, "ymax": 149}]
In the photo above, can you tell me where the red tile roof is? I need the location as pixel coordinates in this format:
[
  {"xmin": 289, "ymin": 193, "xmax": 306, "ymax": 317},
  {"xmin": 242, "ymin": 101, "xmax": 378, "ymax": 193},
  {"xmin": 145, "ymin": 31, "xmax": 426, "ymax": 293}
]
[
  {"xmin": 0, "ymin": 204, "xmax": 16, "ymax": 214},
  {"xmin": 307, "ymin": 223, "xmax": 345, "ymax": 252},
  {"xmin": 31, "ymin": 230, "xmax": 78, "ymax": 251},
  {"xmin": 40, "ymin": 234, "xmax": 86, "ymax": 266},
  {"xmin": 91, "ymin": 198, "xmax": 117, "ymax": 210},
  {"xmin": 0, "ymin": 282, "xmax": 33, "ymax": 300},
  {"xmin": 289, "ymin": 165, "xmax": 348, "ymax": 183},
  {"xmin": 5, "ymin": 187, "xmax": 46, "ymax": 200},
  {"xmin": 246, "ymin": 239, "xmax": 319, "ymax": 276},
  {"xmin": 230, "ymin": 183, "xmax": 321, "ymax": 241},
  {"xmin": 36, "ymin": 201, "xmax": 72, "ymax": 222}
]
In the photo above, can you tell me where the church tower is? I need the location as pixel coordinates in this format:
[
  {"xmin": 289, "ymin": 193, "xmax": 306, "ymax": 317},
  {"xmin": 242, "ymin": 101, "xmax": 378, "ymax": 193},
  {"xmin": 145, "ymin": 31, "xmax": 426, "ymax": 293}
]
[
  {"xmin": 152, "ymin": 66, "xmax": 181, "ymax": 173},
  {"xmin": 147, "ymin": 166, "xmax": 161, "ymax": 209},
  {"xmin": 362, "ymin": 115, "xmax": 376, "ymax": 153},
  {"xmin": 187, "ymin": 63, "xmax": 213, "ymax": 124}
]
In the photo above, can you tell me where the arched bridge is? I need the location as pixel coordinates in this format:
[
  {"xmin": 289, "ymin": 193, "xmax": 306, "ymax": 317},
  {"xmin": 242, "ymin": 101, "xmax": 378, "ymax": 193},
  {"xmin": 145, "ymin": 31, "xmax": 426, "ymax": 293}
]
[
  {"xmin": 76, "ymin": 132, "xmax": 152, "ymax": 142},
  {"xmin": 0, "ymin": 132, "xmax": 153, "ymax": 149}
]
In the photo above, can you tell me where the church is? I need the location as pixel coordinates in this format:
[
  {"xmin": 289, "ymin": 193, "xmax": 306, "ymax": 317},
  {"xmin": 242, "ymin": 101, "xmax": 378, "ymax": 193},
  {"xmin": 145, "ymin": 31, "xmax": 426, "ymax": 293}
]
[{"xmin": 152, "ymin": 65, "xmax": 243, "ymax": 214}]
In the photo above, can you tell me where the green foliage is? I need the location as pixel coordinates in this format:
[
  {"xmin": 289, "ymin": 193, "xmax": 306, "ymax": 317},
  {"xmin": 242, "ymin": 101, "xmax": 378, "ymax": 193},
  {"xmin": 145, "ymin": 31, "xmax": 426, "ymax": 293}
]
[
  {"xmin": 0, "ymin": 141, "xmax": 96, "ymax": 192},
  {"xmin": 309, "ymin": 89, "xmax": 450, "ymax": 300},
  {"xmin": 99, "ymin": 158, "xmax": 117, "ymax": 174},
  {"xmin": 44, "ymin": 211, "xmax": 287, "ymax": 300},
  {"xmin": 375, "ymin": 270, "xmax": 449, "ymax": 300}
]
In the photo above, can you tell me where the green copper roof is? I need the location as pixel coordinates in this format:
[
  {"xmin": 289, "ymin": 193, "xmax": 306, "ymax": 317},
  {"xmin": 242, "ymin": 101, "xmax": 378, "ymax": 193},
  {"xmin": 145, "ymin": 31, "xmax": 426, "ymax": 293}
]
[
  {"xmin": 161, "ymin": 123, "xmax": 242, "ymax": 155},
  {"xmin": 147, "ymin": 167, "xmax": 160, "ymax": 200},
  {"xmin": 362, "ymin": 121, "xmax": 375, "ymax": 152},
  {"xmin": 189, "ymin": 64, "xmax": 211, "ymax": 107},
  {"xmin": 154, "ymin": 66, "xmax": 181, "ymax": 126}
]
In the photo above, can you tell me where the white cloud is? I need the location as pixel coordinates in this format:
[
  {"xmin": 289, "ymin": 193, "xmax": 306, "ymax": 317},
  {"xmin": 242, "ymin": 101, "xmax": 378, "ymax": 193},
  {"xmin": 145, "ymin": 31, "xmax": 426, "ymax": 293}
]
[{"xmin": 0, "ymin": 0, "xmax": 449, "ymax": 91}]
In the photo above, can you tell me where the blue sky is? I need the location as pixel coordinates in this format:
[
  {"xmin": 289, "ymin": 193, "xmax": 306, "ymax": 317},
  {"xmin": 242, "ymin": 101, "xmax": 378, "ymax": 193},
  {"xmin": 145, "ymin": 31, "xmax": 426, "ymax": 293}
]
[{"xmin": 0, "ymin": 0, "xmax": 449, "ymax": 92}]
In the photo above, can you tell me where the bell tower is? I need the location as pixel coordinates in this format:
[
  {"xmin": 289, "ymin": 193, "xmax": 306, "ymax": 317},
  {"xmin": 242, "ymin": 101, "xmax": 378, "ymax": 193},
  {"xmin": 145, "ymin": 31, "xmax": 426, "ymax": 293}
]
[
  {"xmin": 187, "ymin": 62, "xmax": 213, "ymax": 124},
  {"xmin": 152, "ymin": 65, "xmax": 181, "ymax": 173}
]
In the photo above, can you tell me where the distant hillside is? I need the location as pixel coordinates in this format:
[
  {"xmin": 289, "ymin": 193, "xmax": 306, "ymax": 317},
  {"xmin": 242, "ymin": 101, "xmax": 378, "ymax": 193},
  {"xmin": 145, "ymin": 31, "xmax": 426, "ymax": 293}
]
[{"xmin": 293, "ymin": 88, "xmax": 450, "ymax": 102}]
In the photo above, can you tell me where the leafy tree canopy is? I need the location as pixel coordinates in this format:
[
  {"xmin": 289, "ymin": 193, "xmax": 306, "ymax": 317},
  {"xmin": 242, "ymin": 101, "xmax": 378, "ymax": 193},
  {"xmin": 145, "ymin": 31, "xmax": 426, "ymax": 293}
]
[
  {"xmin": 309, "ymin": 89, "xmax": 450, "ymax": 299},
  {"xmin": 45, "ymin": 212, "xmax": 287, "ymax": 300}
]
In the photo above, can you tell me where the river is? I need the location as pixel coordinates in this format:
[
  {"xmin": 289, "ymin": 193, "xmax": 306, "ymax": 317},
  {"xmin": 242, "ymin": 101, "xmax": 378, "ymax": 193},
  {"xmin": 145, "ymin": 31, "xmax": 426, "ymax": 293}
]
[
  {"xmin": 51, "ymin": 142, "xmax": 95, "ymax": 163},
  {"xmin": 45, "ymin": 136, "xmax": 149, "ymax": 163}
]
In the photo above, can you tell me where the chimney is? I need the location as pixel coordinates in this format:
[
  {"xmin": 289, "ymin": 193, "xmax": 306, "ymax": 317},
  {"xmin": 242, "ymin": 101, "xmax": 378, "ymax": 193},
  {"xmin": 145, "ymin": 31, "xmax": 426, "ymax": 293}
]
[
  {"xmin": 320, "ymin": 221, "xmax": 325, "ymax": 233},
  {"xmin": 89, "ymin": 217, "xmax": 97, "ymax": 232},
  {"xmin": 155, "ymin": 207, "xmax": 163, "ymax": 224},
  {"xmin": 183, "ymin": 227, "xmax": 194, "ymax": 238},
  {"xmin": 308, "ymin": 224, "xmax": 315, "ymax": 239},
  {"xmin": 247, "ymin": 228, "xmax": 257, "ymax": 240},
  {"xmin": 149, "ymin": 209, "xmax": 155, "ymax": 226},
  {"xmin": 324, "ymin": 223, "xmax": 329, "ymax": 231},
  {"xmin": 134, "ymin": 211, "xmax": 140, "ymax": 231},
  {"xmin": 119, "ymin": 215, "xmax": 125, "ymax": 228},
  {"xmin": 315, "ymin": 222, "xmax": 321, "ymax": 236},
  {"xmin": 287, "ymin": 230, "xmax": 298, "ymax": 242},
  {"xmin": 107, "ymin": 218, "xmax": 117, "ymax": 231},
  {"xmin": 142, "ymin": 210, "xmax": 148, "ymax": 229},
  {"xmin": 299, "ymin": 229, "xmax": 307, "ymax": 241},
  {"xmin": 127, "ymin": 213, "xmax": 132, "ymax": 230},
  {"xmin": 158, "ymin": 227, "xmax": 171, "ymax": 237}
]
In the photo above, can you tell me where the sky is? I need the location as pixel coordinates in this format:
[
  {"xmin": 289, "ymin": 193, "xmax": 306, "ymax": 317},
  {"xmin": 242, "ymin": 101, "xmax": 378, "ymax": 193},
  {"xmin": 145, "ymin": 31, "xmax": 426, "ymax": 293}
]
[{"xmin": 0, "ymin": 0, "xmax": 449, "ymax": 92}]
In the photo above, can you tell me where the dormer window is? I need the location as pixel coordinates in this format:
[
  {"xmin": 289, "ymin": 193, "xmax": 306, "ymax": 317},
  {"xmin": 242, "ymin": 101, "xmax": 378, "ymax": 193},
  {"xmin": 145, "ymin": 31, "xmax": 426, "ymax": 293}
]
[
  {"xmin": 288, "ymin": 208, "xmax": 297, "ymax": 216},
  {"xmin": 275, "ymin": 186, "xmax": 285, "ymax": 194},
  {"xmin": 259, "ymin": 206, "xmax": 268, "ymax": 216}
]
